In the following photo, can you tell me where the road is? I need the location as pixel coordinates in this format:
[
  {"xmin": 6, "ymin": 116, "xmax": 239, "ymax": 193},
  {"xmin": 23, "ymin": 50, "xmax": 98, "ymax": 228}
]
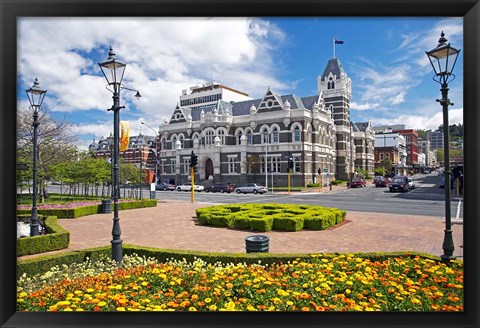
[
  {"xmin": 44, "ymin": 173, "xmax": 463, "ymax": 219},
  {"xmin": 151, "ymin": 173, "xmax": 463, "ymax": 218}
]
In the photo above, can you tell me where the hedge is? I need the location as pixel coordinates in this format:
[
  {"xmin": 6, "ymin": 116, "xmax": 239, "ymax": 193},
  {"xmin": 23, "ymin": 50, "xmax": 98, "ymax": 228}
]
[
  {"xmin": 195, "ymin": 204, "xmax": 346, "ymax": 232},
  {"xmin": 17, "ymin": 216, "xmax": 70, "ymax": 256},
  {"xmin": 16, "ymin": 199, "xmax": 157, "ymax": 219},
  {"xmin": 16, "ymin": 244, "xmax": 444, "ymax": 280}
]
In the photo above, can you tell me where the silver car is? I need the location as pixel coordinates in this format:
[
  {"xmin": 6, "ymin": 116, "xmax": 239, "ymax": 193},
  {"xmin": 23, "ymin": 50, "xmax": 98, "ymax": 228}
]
[
  {"xmin": 176, "ymin": 183, "xmax": 204, "ymax": 192},
  {"xmin": 235, "ymin": 183, "xmax": 268, "ymax": 194}
]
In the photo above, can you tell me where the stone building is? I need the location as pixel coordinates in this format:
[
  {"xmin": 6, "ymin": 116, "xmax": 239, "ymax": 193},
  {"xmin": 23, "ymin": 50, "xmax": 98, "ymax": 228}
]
[{"xmin": 152, "ymin": 57, "xmax": 375, "ymax": 187}]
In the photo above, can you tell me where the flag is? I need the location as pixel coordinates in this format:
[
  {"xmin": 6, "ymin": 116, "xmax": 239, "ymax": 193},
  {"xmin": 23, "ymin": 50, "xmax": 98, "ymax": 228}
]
[
  {"xmin": 120, "ymin": 121, "xmax": 130, "ymax": 152},
  {"xmin": 335, "ymin": 38, "xmax": 344, "ymax": 44}
]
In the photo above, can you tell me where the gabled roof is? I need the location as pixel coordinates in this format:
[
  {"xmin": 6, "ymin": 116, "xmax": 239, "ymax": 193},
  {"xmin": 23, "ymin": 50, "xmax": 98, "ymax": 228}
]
[{"xmin": 352, "ymin": 122, "xmax": 371, "ymax": 132}]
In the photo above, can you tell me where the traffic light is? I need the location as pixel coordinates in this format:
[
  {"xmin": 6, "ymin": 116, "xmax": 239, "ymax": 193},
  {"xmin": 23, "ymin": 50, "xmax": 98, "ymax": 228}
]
[
  {"xmin": 287, "ymin": 157, "xmax": 294, "ymax": 173},
  {"xmin": 189, "ymin": 151, "xmax": 198, "ymax": 168}
]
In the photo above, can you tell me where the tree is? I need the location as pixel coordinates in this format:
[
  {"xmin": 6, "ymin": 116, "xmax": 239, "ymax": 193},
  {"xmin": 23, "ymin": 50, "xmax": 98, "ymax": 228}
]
[{"xmin": 17, "ymin": 107, "xmax": 79, "ymax": 202}]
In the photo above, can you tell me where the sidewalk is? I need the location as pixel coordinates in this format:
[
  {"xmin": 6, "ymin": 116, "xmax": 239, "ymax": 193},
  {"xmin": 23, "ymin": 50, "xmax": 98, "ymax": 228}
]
[{"xmin": 19, "ymin": 200, "xmax": 463, "ymax": 260}]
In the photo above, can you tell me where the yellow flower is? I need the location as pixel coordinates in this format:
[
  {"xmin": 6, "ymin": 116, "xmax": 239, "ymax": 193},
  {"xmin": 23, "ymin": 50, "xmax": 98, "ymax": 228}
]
[
  {"xmin": 188, "ymin": 307, "xmax": 197, "ymax": 311},
  {"xmin": 209, "ymin": 305, "xmax": 217, "ymax": 311},
  {"xmin": 98, "ymin": 301, "xmax": 107, "ymax": 307},
  {"xmin": 345, "ymin": 289, "xmax": 351, "ymax": 295},
  {"xmin": 63, "ymin": 307, "xmax": 73, "ymax": 312},
  {"xmin": 410, "ymin": 297, "xmax": 421, "ymax": 305},
  {"xmin": 204, "ymin": 298, "xmax": 212, "ymax": 304}
]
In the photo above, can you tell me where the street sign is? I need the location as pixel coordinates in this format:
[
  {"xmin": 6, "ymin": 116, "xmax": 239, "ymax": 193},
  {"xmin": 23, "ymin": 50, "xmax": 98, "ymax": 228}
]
[{"xmin": 322, "ymin": 168, "xmax": 329, "ymax": 173}]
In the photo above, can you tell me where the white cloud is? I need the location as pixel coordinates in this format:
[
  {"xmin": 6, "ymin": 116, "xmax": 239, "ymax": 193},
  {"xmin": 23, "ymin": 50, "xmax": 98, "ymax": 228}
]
[
  {"xmin": 350, "ymin": 102, "xmax": 380, "ymax": 111},
  {"xmin": 373, "ymin": 107, "xmax": 463, "ymax": 131},
  {"xmin": 18, "ymin": 17, "xmax": 286, "ymax": 122}
]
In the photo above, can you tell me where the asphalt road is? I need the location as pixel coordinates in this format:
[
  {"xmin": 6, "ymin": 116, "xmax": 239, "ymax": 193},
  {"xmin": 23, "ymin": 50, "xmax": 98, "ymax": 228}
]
[
  {"xmin": 43, "ymin": 173, "xmax": 463, "ymax": 219},
  {"xmin": 151, "ymin": 173, "xmax": 463, "ymax": 218}
]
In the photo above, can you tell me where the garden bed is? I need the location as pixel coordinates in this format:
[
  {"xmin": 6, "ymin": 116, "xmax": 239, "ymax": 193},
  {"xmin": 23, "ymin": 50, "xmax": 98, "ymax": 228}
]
[
  {"xmin": 195, "ymin": 203, "xmax": 346, "ymax": 232},
  {"xmin": 16, "ymin": 246, "xmax": 463, "ymax": 312}
]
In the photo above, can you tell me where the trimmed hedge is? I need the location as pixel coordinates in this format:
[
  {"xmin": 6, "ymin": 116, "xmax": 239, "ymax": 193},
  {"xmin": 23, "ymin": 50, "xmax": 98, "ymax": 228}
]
[
  {"xmin": 17, "ymin": 216, "xmax": 70, "ymax": 256},
  {"xmin": 16, "ymin": 199, "xmax": 157, "ymax": 219},
  {"xmin": 16, "ymin": 244, "xmax": 444, "ymax": 280},
  {"xmin": 195, "ymin": 204, "xmax": 346, "ymax": 232}
]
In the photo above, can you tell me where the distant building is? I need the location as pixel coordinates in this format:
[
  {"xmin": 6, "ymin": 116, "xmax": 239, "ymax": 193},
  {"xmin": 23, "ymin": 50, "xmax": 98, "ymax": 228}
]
[
  {"xmin": 427, "ymin": 130, "xmax": 444, "ymax": 149},
  {"xmin": 373, "ymin": 132, "xmax": 407, "ymax": 175},
  {"xmin": 89, "ymin": 133, "xmax": 159, "ymax": 183}
]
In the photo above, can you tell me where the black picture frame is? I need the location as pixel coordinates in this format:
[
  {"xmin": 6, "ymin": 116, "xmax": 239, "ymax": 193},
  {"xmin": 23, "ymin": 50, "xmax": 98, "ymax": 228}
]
[{"xmin": 1, "ymin": 1, "xmax": 479, "ymax": 327}]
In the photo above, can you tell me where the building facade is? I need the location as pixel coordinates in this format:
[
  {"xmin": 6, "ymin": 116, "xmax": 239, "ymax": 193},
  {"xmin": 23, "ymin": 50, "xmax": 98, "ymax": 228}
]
[
  {"xmin": 426, "ymin": 130, "xmax": 444, "ymax": 149},
  {"xmin": 154, "ymin": 57, "xmax": 375, "ymax": 187}
]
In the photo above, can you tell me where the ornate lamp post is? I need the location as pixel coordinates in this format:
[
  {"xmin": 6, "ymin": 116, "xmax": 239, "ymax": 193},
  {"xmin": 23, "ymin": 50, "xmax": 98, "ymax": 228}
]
[
  {"xmin": 425, "ymin": 31, "xmax": 460, "ymax": 261},
  {"xmin": 26, "ymin": 78, "xmax": 47, "ymax": 236},
  {"xmin": 98, "ymin": 47, "xmax": 141, "ymax": 264}
]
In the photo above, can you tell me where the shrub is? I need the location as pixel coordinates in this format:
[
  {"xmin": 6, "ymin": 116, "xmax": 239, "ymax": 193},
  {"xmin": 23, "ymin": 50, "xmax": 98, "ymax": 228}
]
[
  {"xmin": 195, "ymin": 204, "xmax": 345, "ymax": 232},
  {"xmin": 272, "ymin": 216, "xmax": 304, "ymax": 231},
  {"xmin": 17, "ymin": 216, "xmax": 70, "ymax": 256}
]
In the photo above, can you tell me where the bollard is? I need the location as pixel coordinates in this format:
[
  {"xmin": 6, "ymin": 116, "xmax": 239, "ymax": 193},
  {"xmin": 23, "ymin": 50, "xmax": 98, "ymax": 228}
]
[{"xmin": 245, "ymin": 235, "xmax": 269, "ymax": 253}]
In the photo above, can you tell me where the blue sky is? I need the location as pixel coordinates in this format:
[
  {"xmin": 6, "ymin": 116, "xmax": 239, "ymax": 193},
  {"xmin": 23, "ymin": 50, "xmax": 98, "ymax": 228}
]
[{"xmin": 17, "ymin": 17, "xmax": 463, "ymax": 150}]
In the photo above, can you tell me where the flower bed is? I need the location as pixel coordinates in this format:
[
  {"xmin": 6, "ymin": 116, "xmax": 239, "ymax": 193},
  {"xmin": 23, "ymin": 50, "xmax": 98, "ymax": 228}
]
[
  {"xmin": 17, "ymin": 252, "xmax": 463, "ymax": 312},
  {"xmin": 196, "ymin": 204, "xmax": 346, "ymax": 232},
  {"xmin": 16, "ymin": 199, "xmax": 157, "ymax": 218}
]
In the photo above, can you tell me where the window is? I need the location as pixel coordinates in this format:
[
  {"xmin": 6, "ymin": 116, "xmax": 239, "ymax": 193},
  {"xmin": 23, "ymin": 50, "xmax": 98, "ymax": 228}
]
[
  {"xmin": 218, "ymin": 130, "xmax": 226, "ymax": 145},
  {"xmin": 380, "ymin": 153, "xmax": 384, "ymax": 161},
  {"xmin": 205, "ymin": 130, "xmax": 215, "ymax": 145},
  {"xmin": 272, "ymin": 157, "xmax": 280, "ymax": 173},
  {"xmin": 246, "ymin": 131, "xmax": 253, "ymax": 145},
  {"xmin": 178, "ymin": 135, "xmax": 184, "ymax": 149},
  {"xmin": 236, "ymin": 131, "xmax": 242, "ymax": 145},
  {"xmin": 293, "ymin": 126, "xmax": 301, "ymax": 142},
  {"xmin": 161, "ymin": 138, "xmax": 168, "ymax": 150},
  {"xmin": 170, "ymin": 159, "xmax": 176, "ymax": 174},
  {"xmin": 272, "ymin": 127, "xmax": 279, "ymax": 143},
  {"xmin": 183, "ymin": 158, "xmax": 189, "ymax": 174},
  {"xmin": 263, "ymin": 130, "xmax": 269, "ymax": 144},
  {"xmin": 228, "ymin": 157, "xmax": 237, "ymax": 174},
  {"xmin": 294, "ymin": 156, "xmax": 301, "ymax": 173},
  {"xmin": 172, "ymin": 136, "xmax": 177, "ymax": 149},
  {"xmin": 161, "ymin": 161, "xmax": 167, "ymax": 174}
]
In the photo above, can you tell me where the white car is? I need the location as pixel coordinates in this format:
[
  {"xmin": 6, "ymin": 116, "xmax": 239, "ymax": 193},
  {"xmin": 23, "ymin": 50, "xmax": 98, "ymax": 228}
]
[
  {"xmin": 176, "ymin": 183, "xmax": 204, "ymax": 192},
  {"xmin": 235, "ymin": 183, "xmax": 268, "ymax": 194},
  {"xmin": 407, "ymin": 177, "xmax": 416, "ymax": 189}
]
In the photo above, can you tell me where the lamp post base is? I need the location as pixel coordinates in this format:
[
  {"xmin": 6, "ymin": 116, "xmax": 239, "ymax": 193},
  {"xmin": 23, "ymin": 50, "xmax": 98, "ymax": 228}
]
[{"xmin": 441, "ymin": 229, "xmax": 456, "ymax": 261}]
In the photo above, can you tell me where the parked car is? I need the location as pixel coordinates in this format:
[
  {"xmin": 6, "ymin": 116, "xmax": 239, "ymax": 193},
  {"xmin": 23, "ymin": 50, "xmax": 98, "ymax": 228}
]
[
  {"xmin": 389, "ymin": 176, "xmax": 409, "ymax": 192},
  {"xmin": 235, "ymin": 183, "xmax": 268, "ymax": 194},
  {"xmin": 156, "ymin": 181, "xmax": 175, "ymax": 191},
  {"xmin": 407, "ymin": 177, "xmax": 416, "ymax": 189},
  {"xmin": 350, "ymin": 178, "xmax": 366, "ymax": 188},
  {"xmin": 205, "ymin": 182, "xmax": 236, "ymax": 193},
  {"xmin": 374, "ymin": 177, "xmax": 389, "ymax": 188},
  {"xmin": 176, "ymin": 183, "xmax": 204, "ymax": 192}
]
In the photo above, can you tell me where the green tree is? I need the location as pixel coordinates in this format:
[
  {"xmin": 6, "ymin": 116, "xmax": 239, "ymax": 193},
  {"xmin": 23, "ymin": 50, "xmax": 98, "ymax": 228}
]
[{"xmin": 17, "ymin": 108, "xmax": 78, "ymax": 202}]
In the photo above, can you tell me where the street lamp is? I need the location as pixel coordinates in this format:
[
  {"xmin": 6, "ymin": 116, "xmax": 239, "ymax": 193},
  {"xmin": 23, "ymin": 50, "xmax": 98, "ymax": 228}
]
[
  {"xmin": 98, "ymin": 46, "xmax": 141, "ymax": 264},
  {"xmin": 26, "ymin": 78, "xmax": 47, "ymax": 237},
  {"xmin": 141, "ymin": 121, "xmax": 159, "ymax": 185},
  {"xmin": 425, "ymin": 31, "xmax": 460, "ymax": 261}
]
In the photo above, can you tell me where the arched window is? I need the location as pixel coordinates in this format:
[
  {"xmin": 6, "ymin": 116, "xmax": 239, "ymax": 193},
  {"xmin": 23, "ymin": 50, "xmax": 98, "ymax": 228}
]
[
  {"xmin": 171, "ymin": 135, "xmax": 177, "ymax": 149},
  {"xmin": 217, "ymin": 129, "xmax": 226, "ymax": 145},
  {"xmin": 293, "ymin": 126, "xmax": 301, "ymax": 142},
  {"xmin": 263, "ymin": 129, "xmax": 269, "ymax": 144},
  {"xmin": 178, "ymin": 135, "xmax": 184, "ymax": 149},
  {"xmin": 205, "ymin": 129, "xmax": 215, "ymax": 145},
  {"xmin": 235, "ymin": 130, "xmax": 243, "ymax": 145},
  {"xmin": 161, "ymin": 136, "xmax": 168, "ymax": 150},
  {"xmin": 246, "ymin": 129, "xmax": 253, "ymax": 145},
  {"xmin": 272, "ymin": 127, "xmax": 279, "ymax": 143}
]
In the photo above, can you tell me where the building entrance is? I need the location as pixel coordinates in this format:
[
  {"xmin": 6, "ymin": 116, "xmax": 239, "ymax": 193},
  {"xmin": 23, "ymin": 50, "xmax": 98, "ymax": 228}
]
[{"xmin": 205, "ymin": 158, "xmax": 214, "ymax": 180}]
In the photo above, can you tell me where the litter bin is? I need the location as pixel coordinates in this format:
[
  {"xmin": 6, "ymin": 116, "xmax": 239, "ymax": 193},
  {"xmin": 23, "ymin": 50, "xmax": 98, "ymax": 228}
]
[
  {"xmin": 101, "ymin": 199, "xmax": 112, "ymax": 214},
  {"xmin": 245, "ymin": 235, "xmax": 269, "ymax": 253},
  {"xmin": 150, "ymin": 191, "xmax": 156, "ymax": 199}
]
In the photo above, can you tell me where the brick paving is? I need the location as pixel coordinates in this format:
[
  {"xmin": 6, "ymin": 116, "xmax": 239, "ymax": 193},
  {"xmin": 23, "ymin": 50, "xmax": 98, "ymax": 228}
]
[{"xmin": 19, "ymin": 199, "xmax": 463, "ymax": 260}]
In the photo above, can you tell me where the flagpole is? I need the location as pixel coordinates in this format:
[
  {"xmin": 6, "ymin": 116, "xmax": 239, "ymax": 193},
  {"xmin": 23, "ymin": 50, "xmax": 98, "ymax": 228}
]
[{"xmin": 333, "ymin": 37, "xmax": 335, "ymax": 59}]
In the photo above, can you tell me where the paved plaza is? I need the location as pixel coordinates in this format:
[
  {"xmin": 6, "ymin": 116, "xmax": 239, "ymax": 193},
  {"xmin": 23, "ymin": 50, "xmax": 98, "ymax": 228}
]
[{"xmin": 19, "ymin": 200, "xmax": 463, "ymax": 260}]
